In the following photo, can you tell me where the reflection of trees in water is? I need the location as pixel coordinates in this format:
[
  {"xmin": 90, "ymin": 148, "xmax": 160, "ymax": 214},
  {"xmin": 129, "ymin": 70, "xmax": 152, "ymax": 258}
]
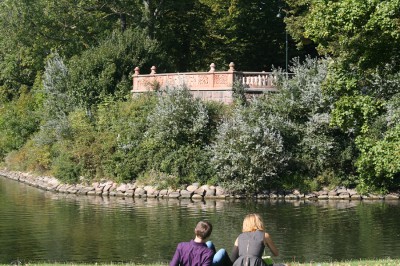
[
  {"xmin": 46, "ymin": 193, "xmax": 398, "ymax": 216},
  {"xmin": 2, "ymin": 175, "xmax": 400, "ymax": 264}
]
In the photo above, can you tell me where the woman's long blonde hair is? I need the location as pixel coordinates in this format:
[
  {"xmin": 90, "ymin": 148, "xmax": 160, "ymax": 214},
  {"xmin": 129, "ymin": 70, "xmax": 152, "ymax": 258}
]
[{"xmin": 242, "ymin": 213, "xmax": 265, "ymax": 232}]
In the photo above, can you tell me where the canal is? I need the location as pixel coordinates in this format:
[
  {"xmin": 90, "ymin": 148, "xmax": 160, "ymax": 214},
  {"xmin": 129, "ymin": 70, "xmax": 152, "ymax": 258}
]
[{"xmin": 1, "ymin": 176, "xmax": 400, "ymax": 264}]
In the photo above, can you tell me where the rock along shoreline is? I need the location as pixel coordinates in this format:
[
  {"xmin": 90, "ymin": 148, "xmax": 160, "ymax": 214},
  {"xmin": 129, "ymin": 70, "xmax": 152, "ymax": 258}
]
[{"xmin": 1, "ymin": 168, "xmax": 399, "ymax": 201}]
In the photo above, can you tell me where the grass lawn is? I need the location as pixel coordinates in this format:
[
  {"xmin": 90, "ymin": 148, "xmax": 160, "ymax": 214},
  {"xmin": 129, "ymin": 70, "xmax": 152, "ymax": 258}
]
[{"xmin": 4, "ymin": 258, "xmax": 399, "ymax": 266}]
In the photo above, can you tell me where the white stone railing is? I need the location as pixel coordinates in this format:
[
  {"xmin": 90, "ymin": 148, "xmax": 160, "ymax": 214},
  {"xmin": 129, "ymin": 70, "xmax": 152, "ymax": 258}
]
[{"xmin": 237, "ymin": 72, "xmax": 277, "ymax": 90}]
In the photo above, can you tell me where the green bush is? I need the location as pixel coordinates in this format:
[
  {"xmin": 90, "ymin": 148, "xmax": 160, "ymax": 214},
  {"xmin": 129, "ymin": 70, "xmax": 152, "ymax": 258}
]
[
  {"xmin": 52, "ymin": 151, "xmax": 81, "ymax": 184},
  {"xmin": 136, "ymin": 170, "xmax": 180, "ymax": 190},
  {"xmin": 140, "ymin": 86, "xmax": 217, "ymax": 185},
  {"xmin": 0, "ymin": 89, "xmax": 41, "ymax": 159},
  {"xmin": 97, "ymin": 93, "xmax": 158, "ymax": 182},
  {"xmin": 211, "ymin": 101, "xmax": 287, "ymax": 194},
  {"xmin": 4, "ymin": 139, "xmax": 52, "ymax": 173},
  {"xmin": 269, "ymin": 58, "xmax": 358, "ymax": 188}
]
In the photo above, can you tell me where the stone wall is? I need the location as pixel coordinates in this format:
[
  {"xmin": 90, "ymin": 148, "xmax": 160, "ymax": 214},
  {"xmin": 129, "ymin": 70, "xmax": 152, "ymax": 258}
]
[{"xmin": 1, "ymin": 169, "xmax": 399, "ymax": 201}]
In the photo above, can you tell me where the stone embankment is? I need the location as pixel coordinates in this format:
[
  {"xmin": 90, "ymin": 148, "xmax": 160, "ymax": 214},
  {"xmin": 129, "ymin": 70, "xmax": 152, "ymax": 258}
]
[{"xmin": 1, "ymin": 169, "xmax": 399, "ymax": 200}]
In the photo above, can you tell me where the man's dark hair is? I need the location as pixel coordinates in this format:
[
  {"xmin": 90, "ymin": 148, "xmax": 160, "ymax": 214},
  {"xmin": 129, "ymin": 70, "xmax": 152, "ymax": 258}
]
[{"xmin": 195, "ymin": 221, "xmax": 212, "ymax": 240}]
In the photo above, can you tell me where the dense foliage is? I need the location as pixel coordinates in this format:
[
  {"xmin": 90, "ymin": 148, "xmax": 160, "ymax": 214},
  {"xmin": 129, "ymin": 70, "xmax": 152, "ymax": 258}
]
[
  {"xmin": 0, "ymin": 0, "xmax": 399, "ymax": 193},
  {"xmin": 284, "ymin": 0, "xmax": 400, "ymax": 193}
]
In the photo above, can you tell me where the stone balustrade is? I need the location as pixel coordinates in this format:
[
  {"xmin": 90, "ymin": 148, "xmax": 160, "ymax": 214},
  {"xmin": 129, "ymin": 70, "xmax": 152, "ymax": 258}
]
[{"xmin": 132, "ymin": 62, "xmax": 282, "ymax": 103}]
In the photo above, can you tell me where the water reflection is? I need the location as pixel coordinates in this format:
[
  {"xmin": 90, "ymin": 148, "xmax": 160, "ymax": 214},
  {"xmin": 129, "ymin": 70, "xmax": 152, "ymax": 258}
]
[{"xmin": 1, "ymin": 176, "xmax": 400, "ymax": 264}]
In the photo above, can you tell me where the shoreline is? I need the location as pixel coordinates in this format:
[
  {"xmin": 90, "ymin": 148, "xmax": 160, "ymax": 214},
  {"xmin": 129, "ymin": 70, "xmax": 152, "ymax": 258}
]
[{"xmin": 1, "ymin": 168, "xmax": 399, "ymax": 201}]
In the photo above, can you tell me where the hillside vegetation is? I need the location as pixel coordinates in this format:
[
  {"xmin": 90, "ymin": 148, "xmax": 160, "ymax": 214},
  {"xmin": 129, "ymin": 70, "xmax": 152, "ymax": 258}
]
[{"xmin": 0, "ymin": 0, "xmax": 399, "ymax": 194}]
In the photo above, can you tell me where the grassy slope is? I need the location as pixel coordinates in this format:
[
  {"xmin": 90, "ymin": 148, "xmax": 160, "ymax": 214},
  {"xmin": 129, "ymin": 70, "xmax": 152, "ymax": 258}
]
[{"xmin": 4, "ymin": 259, "xmax": 400, "ymax": 266}]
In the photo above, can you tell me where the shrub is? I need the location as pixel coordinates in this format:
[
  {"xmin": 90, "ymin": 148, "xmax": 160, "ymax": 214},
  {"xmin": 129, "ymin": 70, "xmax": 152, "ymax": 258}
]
[
  {"xmin": 211, "ymin": 101, "xmax": 287, "ymax": 194},
  {"xmin": 267, "ymin": 58, "xmax": 358, "ymax": 188},
  {"xmin": 52, "ymin": 151, "xmax": 81, "ymax": 184},
  {"xmin": 0, "ymin": 89, "xmax": 41, "ymax": 159},
  {"xmin": 5, "ymin": 139, "xmax": 51, "ymax": 173},
  {"xmin": 136, "ymin": 170, "xmax": 180, "ymax": 190},
  {"xmin": 141, "ymin": 86, "xmax": 217, "ymax": 185},
  {"xmin": 97, "ymin": 93, "xmax": 158, "ymax": 182}
]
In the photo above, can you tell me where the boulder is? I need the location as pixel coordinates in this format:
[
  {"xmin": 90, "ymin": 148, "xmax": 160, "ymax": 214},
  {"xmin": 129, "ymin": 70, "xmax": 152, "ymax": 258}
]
[
  {"xmin": 191, "ymin": 194, "xmax": 203, "ymax": 200},
  {"xmin": 336, "ymin": 187, "xmax": 348, "ymax": 194},
  {"xmin": 147, "ymin": 188, "xmax": 159, "ymax": 198},
  {"xmin": 339, "ymin": 193, "xmax": 350, "ymax": 199},
  {"xmin": 187, "ymin": 185, "xmax": 199, "ymax": 192},
  {"xmin": 385, "ymin": 193, "xmax": 400, "ymax": 200},
  {"xmin": 116, "ymin": 184, "xmax": 127, "ymax": 192},
  {"xmin": 103, "ymin": 183, "xmax": 113, "ymax": 192},
  {"xmin": 168, "ymin": 191, "xmax": 181, "ymax": 198},
  {"xmin": 318, "ymin": 195, "xmax": 329, "ymax": 200},
  {"xmin": 125, "ymin": 190, "xmax": 134, "ymax": 197},
  {"xmin": 205, "ymin": 188, "xmax": 216, "ymax": 197},
  {"xmin": 159, "ymin": 189, "xmax": 169, "ymax": 197},
  {"xmin": 135, "ymin": 187, "xmax": 146, "ymax": 197},
  {"xmin": 328, "ymin": 190, "xmax": 338, "ymax": 196},
  {"xmin": 180, "ymin": 190, "xmax": 194, "ymax": 198},
  {"xmin": 215, "ymin": 186, "xmax": 227, "ymax": 196},
  {"xmin": 257, "ymin": 193, "xmax": 269, "ymax": 199},
  {"xmin": 87, "ymin": 190, "xmax": 96, "ymax": 196},
  {"xmin": 194, "ymin": 187, "xmax": 206, "ymax": 196},
  {"xmin": 285, "ymin": 194, "xmax": 299, "ymax": 200},
  {"xmin": 351, "ymin": 194, "xmax": 362, "ymax": 200}
]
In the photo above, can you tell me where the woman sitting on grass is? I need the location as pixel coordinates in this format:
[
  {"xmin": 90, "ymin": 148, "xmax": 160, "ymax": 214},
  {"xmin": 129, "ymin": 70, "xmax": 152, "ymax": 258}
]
[{"xmin": 231, "ymin": 213, "xmax": 280, "ymax": 266}]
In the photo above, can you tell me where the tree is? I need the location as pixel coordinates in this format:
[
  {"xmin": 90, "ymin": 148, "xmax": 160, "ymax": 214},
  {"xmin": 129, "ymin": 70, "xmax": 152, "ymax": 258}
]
[
  {"xmin": 285, "ymin": 0, "xmax": 400, "ymax": 70},
  {"xmin": 0, "ymin": 0, "xmax": 122, "ymax": 98},
  {"xmin": 285, "ymin": 0, "xmax": 400, "ymax": 191},
  {"xmin": 198, "ymin": 0, "xmax": 310, "ymax": 71},
  {"xmin": 67, "ymin": 27, "xmax": 162, "ymax": 112},
  {"xmin": 144, "ymin": 0, "xmax": 212, "ymax": 71}
]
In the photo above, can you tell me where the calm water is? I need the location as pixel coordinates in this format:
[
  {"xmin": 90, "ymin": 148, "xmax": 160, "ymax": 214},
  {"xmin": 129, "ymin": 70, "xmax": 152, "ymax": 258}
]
[{"xmin": 1, "ymin": 176, "xmax": 400, "ymax": 264}]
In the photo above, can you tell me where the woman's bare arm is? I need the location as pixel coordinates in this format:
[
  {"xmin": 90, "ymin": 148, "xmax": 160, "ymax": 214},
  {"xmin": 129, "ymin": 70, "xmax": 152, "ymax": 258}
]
[
  {"xmin": 264, "ymin": 232, "xmax": 279, "ymax": 256},
  {"xmin": 231, "ymin": 237, "xmax": 239, "ymax": 261}
]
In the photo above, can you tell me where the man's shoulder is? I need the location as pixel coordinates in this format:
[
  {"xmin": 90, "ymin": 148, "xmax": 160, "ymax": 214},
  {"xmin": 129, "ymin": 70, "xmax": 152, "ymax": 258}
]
[
  {"xmin": 176, "ymin": 241, "xmax": 195, "ymax": 250},
  {"xmin": 176, "ymin": 241, "xmax": 190, "ymax": 248}
]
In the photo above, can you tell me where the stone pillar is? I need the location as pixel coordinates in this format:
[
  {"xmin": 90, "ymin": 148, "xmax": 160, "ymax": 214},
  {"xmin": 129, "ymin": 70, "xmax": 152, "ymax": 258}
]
[
  {"xmin": 150, "ymin": 66, "xmax": 157, "ymax": 74},
  {"xmin": 134, "ymin": 67, "xmax": 140, "ymax": 75},
  {"xmin": 209, "ymin": 63, "xmax": 216, "ymax": 73},
  {"xmin": 229, "ymin": 62, "xmax": 235, "ymax": 72}
]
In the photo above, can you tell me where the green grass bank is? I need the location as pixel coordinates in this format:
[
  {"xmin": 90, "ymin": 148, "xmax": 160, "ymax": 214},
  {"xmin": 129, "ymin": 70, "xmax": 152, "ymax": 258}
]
[{"xmin": 4, "ymin": 259, "xmax": 400, "ymax": 266}]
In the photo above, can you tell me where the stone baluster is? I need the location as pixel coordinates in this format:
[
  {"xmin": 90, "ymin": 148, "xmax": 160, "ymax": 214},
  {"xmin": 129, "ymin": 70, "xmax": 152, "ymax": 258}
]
[
  {"xmin": 261, "ymin": 71, "xmax": 266, "ymax": 86},
  {"xmin": 271, "ymin": 74, "xmax": 277, "ymax": 86},
  {"xmin": 134, "ymin": 67, "xmax": 140, "ymax": 75},
  {"xmin": 150, "ymin": 66, "xmax": 157, "ymax": 74},
  {"xmin": 209, "ymin": 63, "xmax": 216, "ymax": 72}
]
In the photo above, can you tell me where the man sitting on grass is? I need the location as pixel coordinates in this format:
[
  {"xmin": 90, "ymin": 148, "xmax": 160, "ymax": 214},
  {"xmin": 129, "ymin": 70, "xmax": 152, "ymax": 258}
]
[{"xmin": 170, "ymin": 221, "xmax": 215, "ymax": 266}]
